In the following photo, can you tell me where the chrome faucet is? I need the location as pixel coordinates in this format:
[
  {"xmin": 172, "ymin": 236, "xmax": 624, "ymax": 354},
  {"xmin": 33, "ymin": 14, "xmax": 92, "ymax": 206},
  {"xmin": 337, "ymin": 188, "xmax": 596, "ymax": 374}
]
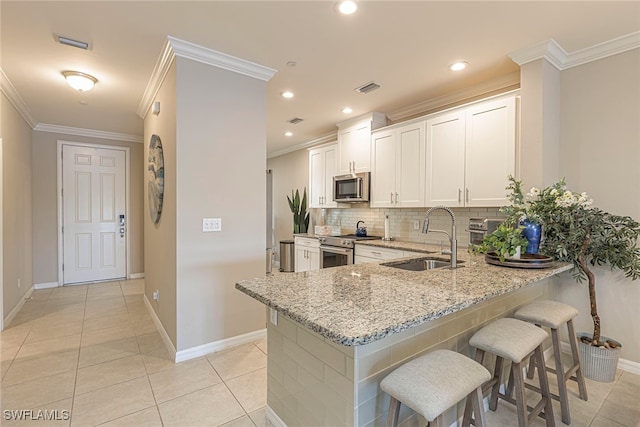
[{"xmin": 422, "ymin": 206, "xmax": 457, "ymax": 269}]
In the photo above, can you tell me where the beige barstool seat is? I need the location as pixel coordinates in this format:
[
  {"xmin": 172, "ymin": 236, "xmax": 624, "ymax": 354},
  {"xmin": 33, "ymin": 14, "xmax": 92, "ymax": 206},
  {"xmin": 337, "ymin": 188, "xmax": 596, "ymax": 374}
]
[
  {"xmin": 380, "ymin": 349, "xmax": 490, "ymax": 427},
  {"xmin": 463, "ymin": 317, "xmax": 555, "ymax": 427},
  {"xmin": 515, "ymin": 300, "xmax": 588, "ymax": 424}
]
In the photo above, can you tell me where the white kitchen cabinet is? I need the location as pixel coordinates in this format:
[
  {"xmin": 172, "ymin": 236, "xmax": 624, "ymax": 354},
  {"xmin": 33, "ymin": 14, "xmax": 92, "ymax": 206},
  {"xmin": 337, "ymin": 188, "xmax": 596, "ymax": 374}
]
[
  {"xmin": 337, "ymin": 112, "xmax": 387, "ymax": 174},
  {"xmin": 309, "ymin": 143, "xmax": 338, "ymax": 208},
  {"xmin": 294, "ymin": 236, "xmax": 320, "ymax": 272},
  {"xmin": 354, "ymin": 245, "xmax": 426, "ymax": 264},
  {"xmin": 370, "ymin": 121, "xmax": 426, "ymax": 208},
  {"xmin": 426, "ymin": 95, "xmax": 516, "ymax": 207}
]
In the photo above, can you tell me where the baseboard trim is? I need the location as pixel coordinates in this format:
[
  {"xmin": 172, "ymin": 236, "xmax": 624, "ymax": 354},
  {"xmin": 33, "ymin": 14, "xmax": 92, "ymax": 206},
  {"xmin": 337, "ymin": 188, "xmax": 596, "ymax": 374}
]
[
  {"xmin": 4, "ymin": 286, "xmax": 35, "ymax": 327},
  {"xmin": 34, "ymin": 282, "xmax": 59, "ymax": 290},
  {"xmin": 175, "ymin": 328, "xmax": 267, "ymax": 363},
  {"xmin": 265, "ymin": 405, "xmax": 287, "ymax": 427},
  {"xmin": 129, "ymin": 273, "xmax": 145, "ymax": 279},
  {"xmin": 143, "ymin": 294, "xmax": 177, "ymax": 361},
  {"xmin": 561, "ymin": 341, "xmax": 640, "ymax": 375}
]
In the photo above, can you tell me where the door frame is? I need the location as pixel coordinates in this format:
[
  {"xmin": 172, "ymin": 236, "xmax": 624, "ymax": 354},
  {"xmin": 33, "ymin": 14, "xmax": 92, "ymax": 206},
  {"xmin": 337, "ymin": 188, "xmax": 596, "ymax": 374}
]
[{"xmin": 57, "ymin": 140, "xmax": 131, "ymax": 285}]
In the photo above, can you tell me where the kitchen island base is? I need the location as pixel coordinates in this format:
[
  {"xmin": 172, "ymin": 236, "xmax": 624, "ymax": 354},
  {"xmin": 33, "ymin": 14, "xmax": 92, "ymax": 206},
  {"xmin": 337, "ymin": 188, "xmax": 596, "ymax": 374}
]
[{"xmin": 265, "ymin": 277, "xmax": 557, "ymax": 427}]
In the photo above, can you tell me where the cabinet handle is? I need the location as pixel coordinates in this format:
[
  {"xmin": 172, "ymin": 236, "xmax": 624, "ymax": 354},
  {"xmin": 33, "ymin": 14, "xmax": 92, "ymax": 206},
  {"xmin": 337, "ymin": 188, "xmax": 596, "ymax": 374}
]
[
  {"xmin": 458, "ymin": 189, "xmax": 462, "ymax": 203},
  {"xmin": 466, "ymin": 188, "xmax": 470, "ymax": 203},
  {"xmin": 371, "ymin": 251, "xmax": 381, "ymax": 256},
  {"xmin": 395, "ymin": 192, "xmax": 399, "ymax": 203},
  {"xmin": 390, "ymin": 193, "xmax": 394, "ymax": 204},
  {"xmin": 320, "ymin": 196, "xmax": 323, "ymax": 205},
  {"xmin": 352, "ymin": 160, "xmax": 355, "ymax": 172}
]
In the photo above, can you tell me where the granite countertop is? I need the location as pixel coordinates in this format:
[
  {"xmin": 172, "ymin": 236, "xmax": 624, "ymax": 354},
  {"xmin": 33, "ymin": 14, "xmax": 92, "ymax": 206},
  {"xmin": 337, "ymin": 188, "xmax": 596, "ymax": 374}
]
[{"xmin": 236, "ymin": 251, "xmax": 572, "ymax": 347}]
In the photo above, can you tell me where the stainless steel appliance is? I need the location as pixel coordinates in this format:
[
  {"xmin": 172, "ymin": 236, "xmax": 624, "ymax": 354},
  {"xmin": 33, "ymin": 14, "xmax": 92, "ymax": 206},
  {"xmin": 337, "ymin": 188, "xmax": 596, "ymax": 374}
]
[
  {"xmin": 318, "ymin": 234, "xmax": 381, "ymax": 269},
  {"xmin": 468, "ymin": 218, "xmax": 503, "ymax": 245},
  {"xmin": 333, "ymin": 172, "xmax": 370, "ymax": 202}
]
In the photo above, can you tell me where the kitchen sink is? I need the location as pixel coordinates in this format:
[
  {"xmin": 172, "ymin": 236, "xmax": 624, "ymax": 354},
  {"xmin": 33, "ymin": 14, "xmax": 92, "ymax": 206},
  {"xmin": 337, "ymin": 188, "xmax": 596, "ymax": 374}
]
[{"xmin": 381, "ymin": 257, "xmax": 465, "ymax": 271}]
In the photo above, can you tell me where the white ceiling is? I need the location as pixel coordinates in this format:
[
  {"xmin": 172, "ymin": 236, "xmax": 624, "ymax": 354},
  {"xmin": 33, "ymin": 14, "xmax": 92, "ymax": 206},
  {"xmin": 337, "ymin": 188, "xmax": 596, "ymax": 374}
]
[{"xmin": 2, "ymin": 1, "xmax": 639, "ymax": 154}]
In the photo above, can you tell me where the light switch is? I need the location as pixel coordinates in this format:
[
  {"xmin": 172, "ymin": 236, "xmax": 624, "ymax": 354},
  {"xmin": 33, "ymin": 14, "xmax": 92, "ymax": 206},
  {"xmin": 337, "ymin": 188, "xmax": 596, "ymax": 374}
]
[{"xmin": 203, "ymin": 218, "xmax": 222, "ymax": 232}]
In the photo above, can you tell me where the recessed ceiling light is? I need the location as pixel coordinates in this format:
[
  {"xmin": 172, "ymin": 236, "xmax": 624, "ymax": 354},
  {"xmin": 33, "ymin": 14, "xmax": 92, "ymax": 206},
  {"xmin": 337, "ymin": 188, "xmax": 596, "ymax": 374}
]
[
  {"xmin": 337, "ymin": 0, "xmax": 357, "ymax": 15},
  {"xmin": 285, "ymin": 131, "xmax": 293, "ymax": 137},
  {"xmin": 281, "ymin": 91, "xmax": 294, "ymax": 99},
  {"xmin": 342, "ymin": 107, "xmax": 353, "ymax": 114},
  {"xmin": 449, "ymin": 61, "xmax": 469, "ymax": 71},
  {"xmin": 286, "ymin": 61, "xmax": 297, "ymax": 68},
  {"xmin": 62, "ymin": 71, "xmax": 97, "ymax": 92}
]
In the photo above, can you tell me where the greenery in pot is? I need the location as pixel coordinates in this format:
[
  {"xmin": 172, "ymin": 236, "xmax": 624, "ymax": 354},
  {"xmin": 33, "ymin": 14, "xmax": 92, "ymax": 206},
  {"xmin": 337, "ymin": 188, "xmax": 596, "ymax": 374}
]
[
  {"xmin": 504, "ymin": 176, "xmax": 640, "ymax": 348},
  {"xmin": 473, "ymin": 223, "xmax": 528, "ymax": 262},
  {"xmin": 287, "ymin": 188, "xmax": 310, "ymax": 234}
]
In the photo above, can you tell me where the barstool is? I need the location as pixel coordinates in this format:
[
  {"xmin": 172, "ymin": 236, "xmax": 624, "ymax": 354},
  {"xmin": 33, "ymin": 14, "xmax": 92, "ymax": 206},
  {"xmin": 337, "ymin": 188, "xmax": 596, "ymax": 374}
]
[
  {"xmin": 515, "ymin": 300, "xmax": 589, "ymax": 424},
  {"xmin": 463, "ymin": 317, "xmax": 555, "ymax": 427},
  {"xmin": 380, "ymin": 349, "xmax": 491, "ymax": 427}
]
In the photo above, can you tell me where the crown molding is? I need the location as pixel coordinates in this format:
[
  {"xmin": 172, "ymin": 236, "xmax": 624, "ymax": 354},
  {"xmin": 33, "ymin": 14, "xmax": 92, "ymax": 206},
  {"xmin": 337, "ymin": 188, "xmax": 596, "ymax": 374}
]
[
  {"xmin": 509, "ymin": 32, "xmax": 640, "ymax": 71},
  {"xmin": 137, "ymin": 36, "xmax": 277, "ymax": 119},
  {"xmin": 0, "ymin": 67, "xmax": 38, "ymax": 127},
  {"xmin": 34, "ymin": 123, "xmax": 143, "ymax": 143},
  {"xmin": 267, "ymin": 132, "xmax": 337, "ymax": 159},
  {"xmin": 387, "ymin": 71, "xmax": 520, "ymax": 122}
]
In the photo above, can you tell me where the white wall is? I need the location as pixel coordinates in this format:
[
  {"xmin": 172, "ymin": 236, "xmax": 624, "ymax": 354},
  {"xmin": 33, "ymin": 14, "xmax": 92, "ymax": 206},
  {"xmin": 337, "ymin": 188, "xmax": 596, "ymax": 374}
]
[
  {"xmin": 174, "ymin": 57, "xmax": 267, "ymax": 351},
  {"xmin": 556, "ymin": 48, "xmax": 640, "ymax": 362}
]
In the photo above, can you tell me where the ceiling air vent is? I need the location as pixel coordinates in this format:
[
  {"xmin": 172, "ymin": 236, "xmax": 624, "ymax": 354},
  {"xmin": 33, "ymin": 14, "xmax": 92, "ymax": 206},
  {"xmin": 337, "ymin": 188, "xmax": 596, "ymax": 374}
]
[
  {"xmin": 55, "ymin": 34, "xmax": 90, "ymax": 50},
  {"xmin": 287, "ymin": 117, "xmax": 304, "ymax": 125},
  {"xmin": 355, "ymin": 81, "xmax": 381, "ymax": 94}
]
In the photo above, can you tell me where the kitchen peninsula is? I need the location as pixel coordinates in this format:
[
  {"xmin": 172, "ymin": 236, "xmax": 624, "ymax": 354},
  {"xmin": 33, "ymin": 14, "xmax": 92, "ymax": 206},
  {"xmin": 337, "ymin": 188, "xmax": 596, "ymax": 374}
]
[{"xmin": 236, "ymin": 248, "xmax": 572, "ymax": 427}]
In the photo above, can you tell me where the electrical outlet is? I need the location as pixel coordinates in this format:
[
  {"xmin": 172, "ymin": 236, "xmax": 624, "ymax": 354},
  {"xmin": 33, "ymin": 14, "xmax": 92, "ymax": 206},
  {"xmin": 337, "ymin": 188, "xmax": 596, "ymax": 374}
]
[
  {"xmin": 203, "ymin": 218, "xmax": 222, "ymax": 232},
  {"xmin": 153, "ymin": 290, "xmax": 159, "ymax": 301},
  {"xmin": 413, "ymin": 220, "xmax": 420, "ymax": 230}
]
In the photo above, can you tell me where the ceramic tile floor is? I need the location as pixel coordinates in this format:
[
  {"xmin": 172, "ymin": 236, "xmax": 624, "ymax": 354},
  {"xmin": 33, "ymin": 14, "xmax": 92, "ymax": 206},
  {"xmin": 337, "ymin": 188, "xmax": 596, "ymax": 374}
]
[
  {"xmin": 1, "ymin": 279, "xmax": 639, "ymax": 426},
  {"xmin": 0, "ymin": 280, "xmax": 270, "ymax": 427}
]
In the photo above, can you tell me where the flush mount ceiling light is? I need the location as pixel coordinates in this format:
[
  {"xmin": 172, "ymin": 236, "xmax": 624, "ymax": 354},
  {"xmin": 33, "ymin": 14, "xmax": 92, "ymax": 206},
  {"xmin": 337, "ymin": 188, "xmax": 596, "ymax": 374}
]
[
  {"xmin": 62, "ymin": 71, "xmax": 97, "ymax": 92},
  {"xmin": 284, "ymin": 131, "xmax": 293, "ymax": 137},
  {"xmin": 449, "ymin": 61, "xmax": 469, "ymax": 71},
  {"xmin": 281, "ymin": 91, "xmax": 294, "ymax": 99},
  {"xmin": 337, "ymin": 0, "xmax": 357, "ymax": 15},
  {"xmin": 342, "ymin": 107, "xmax": 353, "ymax": 114}
]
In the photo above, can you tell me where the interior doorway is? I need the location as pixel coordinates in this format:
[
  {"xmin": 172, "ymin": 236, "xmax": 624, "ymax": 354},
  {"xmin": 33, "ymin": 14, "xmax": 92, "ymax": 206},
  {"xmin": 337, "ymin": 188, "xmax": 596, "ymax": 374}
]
[{"xmin": 58, "ymin": 141, "xmax": 130, "ymax": 285}]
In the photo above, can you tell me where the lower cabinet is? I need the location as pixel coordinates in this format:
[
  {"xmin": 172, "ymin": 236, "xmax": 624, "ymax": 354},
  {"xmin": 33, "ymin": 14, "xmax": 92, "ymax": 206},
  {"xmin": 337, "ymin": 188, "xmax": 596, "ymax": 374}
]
[
  {"xmin": 294, "ymin": 237, "xmax": 320, "ymax": 272},
  {"xmin": 354, "ymin": 245, "xmax": 424, "ymax": 264}
]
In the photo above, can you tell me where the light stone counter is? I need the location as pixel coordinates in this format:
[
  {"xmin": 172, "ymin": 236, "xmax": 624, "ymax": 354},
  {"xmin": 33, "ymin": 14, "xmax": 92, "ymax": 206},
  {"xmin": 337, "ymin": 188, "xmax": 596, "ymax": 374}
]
[{"xmin": 236, "ymin": 254, "xmax": 572, "ymax": 346}]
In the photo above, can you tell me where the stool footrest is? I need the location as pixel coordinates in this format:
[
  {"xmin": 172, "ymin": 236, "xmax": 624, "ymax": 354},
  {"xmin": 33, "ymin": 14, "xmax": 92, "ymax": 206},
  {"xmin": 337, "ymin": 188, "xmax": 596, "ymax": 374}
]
[{"xmin": 496, "ymin": 392, "xmax": 551, "ymax": 423}]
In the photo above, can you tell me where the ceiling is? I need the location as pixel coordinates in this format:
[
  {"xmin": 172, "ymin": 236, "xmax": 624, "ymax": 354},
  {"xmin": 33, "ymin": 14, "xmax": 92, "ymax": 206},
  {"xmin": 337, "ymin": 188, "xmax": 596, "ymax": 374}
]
[{"xmin": 2, "ymin": 1, "xmax": 639, "ymax": 155}]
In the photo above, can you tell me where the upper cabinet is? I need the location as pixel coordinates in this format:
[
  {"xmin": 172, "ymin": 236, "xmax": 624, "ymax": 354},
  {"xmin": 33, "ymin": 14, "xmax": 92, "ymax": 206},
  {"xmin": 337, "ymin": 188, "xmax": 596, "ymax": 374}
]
[
  {"xmin": 337, "ymin": 112, "xmax": 387, "ymax": 174},
  {"xmin": 426, "ymin": 95, "xmax": 516, "ymax": 207},
  {"xmin": 309, "ymin": 143, "xmax": 338, "ymax": 208},
  {"xmin": 370, "ymin": 121, "xmax": 426, "ymax": 208}
]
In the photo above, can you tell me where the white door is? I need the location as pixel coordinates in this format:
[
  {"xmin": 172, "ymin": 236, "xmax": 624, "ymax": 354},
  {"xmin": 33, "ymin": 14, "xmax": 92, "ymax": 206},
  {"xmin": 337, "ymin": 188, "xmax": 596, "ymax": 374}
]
[
  {"xmin": 322, "ymin": 146, "xmax": 338, "ymax": 208},
  {"xmin": 396, "ymin": 123, "xmax": 426, "ymax": 207},
  {"xmin": 62, "ymin": 145, "xmax": 126, "ymax": 284}
]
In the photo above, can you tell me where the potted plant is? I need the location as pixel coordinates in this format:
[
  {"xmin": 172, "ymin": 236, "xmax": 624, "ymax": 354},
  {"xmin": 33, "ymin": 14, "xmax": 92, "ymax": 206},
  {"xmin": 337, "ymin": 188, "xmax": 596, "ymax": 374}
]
[
  {"xmin": 504, "ymin": 176, "xmax": 640, "ymax": 381},
  {"xmin": 287, "ymin": 188, "xmax": 310, "ymax": 234},
  {"xmin": 473, "ymin": 223, "xmax": 528, "ymax": 262}
]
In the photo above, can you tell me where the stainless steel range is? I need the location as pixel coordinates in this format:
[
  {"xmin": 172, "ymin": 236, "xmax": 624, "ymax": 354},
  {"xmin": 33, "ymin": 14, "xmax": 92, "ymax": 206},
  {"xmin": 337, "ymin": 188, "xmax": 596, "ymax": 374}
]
[{"xmin": 318, "ymin": 234, "xmax": 382, "ymax": 269}]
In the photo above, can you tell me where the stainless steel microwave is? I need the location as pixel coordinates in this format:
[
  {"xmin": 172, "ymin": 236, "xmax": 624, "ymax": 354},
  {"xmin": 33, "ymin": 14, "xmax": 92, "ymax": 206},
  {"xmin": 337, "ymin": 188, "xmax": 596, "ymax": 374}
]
[{"xmin": 333, "ymin": 172, "xmax": 370, "ymax": 202}]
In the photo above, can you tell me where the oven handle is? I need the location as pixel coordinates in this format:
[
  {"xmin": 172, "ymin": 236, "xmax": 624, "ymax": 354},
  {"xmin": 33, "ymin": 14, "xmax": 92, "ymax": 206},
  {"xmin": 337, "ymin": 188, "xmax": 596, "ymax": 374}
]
[{"xmin": 319, "ymin": 246, "xmax": 353, "ymax": 255}]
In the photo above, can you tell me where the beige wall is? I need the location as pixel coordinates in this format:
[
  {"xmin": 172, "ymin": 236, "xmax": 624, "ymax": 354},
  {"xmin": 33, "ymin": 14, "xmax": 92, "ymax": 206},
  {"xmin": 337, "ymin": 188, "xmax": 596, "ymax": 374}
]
[
  {"xmin": 173, "ymin": 57, "xmax": 267, "ymax": 351},
  {"xmin": 267, "ymin": 149, "xmax": 309, "ymax": 262},
  {"xmin": 556, "ymin": 49, "xmax": 640, "ymax": 362},
  {"xmin": 2, "ymin": 93, "xmax": 33, "ymax": 320},
  {"xmin": 31, "ymin": 130, "xmax": 144, "ymax": 285},
  {"xmin": 144, "ymin": 61, "xmax": 178, "ymax": 347}
]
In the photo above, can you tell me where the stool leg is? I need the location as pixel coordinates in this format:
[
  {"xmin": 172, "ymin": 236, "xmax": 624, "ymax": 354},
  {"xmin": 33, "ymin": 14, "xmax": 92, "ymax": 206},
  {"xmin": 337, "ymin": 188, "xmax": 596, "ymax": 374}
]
[
  {"xmin": 489, "ymin": 356, "xmax": 504, "ymax": 411},
  {"xmin": 535, "ymin": 345, "xmax": 556, "ymax": 427},
  {"xmin": 567, "ymin": 319, "xmax": 588, "ymax": 401},
  {"xmin": 463, "ymin": 349, "xmax": 486, "ymax": 425},
  {"xmin": 526, "ymin": 353, "xmax": 537, "ymax": 379},
  {"xmin": 551, "ymin": 327, "xmax": 571, "ymax": 424},
  {"xmin": 386, "ymin": 397, "xmax": 401, "ymax": 427},
  {"xmin": 471, "ymin": 386, "xmax": 487, "ymax": 427},
  {"xmin": 512, "ymin": 361, "xmax": 529, "ymax": 427}
]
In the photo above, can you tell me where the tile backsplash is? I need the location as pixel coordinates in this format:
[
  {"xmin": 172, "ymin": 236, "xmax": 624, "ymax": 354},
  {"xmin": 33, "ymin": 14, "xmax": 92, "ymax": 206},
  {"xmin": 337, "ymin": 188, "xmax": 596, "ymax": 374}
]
[{"xmin": 311, "ymin": 206, "xmax": 504, "ymax": 247}]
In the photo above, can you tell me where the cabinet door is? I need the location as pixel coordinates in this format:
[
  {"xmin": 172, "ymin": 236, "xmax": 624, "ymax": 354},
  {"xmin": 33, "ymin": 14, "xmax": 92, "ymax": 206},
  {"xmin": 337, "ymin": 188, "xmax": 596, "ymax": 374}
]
[
  {"xmin": 425, "ymin": 111, "xmax": 466, "ymax": 207},
  {"xmin": 309, "ymin": 148, "xmax": 325, "ymax": 208},
  {"xmin": 351, "ymin": 123, "xmax": 371, "ymax": 173},
  {"xmin": 370, "ymin": 130, "xmax": 396, "ymax": 208},
  {"xmin": 323, "ymin": 146, "xmax": 338, "ymax": 208},
  {"xmin": 294, "ymin": 246, "xmax": 307, "ymax": 272},
  {"xmin": 308, "ymin": 248, "xmax": 320, "ymax": 271},
  {"xmin": 337, "ymin": 127, "xmax": 355, "ymax": 174},
  {"xmin": 396, "ymin": 122, "xmax": 426, "ymax": 207},
  {"xmin": 465, "ymin": 97, "xmax": 515, "ymax": 207}
]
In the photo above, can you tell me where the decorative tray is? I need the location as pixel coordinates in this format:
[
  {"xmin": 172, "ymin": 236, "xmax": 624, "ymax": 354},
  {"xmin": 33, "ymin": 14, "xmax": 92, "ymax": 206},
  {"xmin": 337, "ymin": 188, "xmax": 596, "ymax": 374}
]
[{"xmin": 484, "ymin": 252, "xmax": 554, "ymax": 269}]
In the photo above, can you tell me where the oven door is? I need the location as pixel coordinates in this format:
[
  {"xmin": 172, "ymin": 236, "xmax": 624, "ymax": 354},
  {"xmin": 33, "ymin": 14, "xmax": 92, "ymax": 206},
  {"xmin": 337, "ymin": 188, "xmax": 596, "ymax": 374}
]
[
  {"xmin": 469, "ymin": 230, "xmax": 486, "ymax": 246},
  {"xmin": 319, "ymin": 245, "xmax": 353, "ymax": 269}
]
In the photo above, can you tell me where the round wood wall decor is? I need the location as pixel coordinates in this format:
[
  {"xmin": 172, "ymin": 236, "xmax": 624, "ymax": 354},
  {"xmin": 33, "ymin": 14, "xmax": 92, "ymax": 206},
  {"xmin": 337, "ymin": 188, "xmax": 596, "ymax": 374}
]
[{"xmin": 148, "ymin": 134, "xmax": 164, "ymax": 224}]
